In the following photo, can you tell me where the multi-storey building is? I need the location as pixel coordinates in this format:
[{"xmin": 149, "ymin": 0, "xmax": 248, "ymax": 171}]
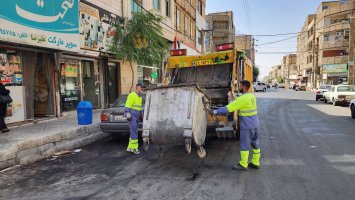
[
  {"xmin": 282, "ymin": 54, "xmax": 299, "ymax": 85},
  {"xmin": 235, "ymin": 35, "xmax": 255, "ymax": 67},
  {"xmin": 195, "ymin": 0, "xmax": 206, "ymax": 53},
  {"xmin": 297, "ymin": 14, "xmax": 317, "ymax": 88},
  {"xmin": 315, "ymin": 1, "xmax": 355, "ymax": 85},
  {"xmin": 205, "ymin": 11, "xmax": 235, "ymax": 53}
]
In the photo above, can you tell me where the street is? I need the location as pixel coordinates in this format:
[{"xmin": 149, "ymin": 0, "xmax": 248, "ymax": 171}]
[{"xmin": 1, "ymin": 89, "xmax": 355, "ymax": 200}]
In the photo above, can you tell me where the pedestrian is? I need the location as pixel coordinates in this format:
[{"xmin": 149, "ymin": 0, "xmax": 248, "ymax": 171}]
[
  {"xmin": 212, "ymin": 80, "xmax": 260, "ymax": 171},
  {"xmin": 0, "ymin": 83, "xmax": 10, "ymax": 133},
  {"xmin": 125, "ymin": 83, "xmax": 143, "ymax": 155}
]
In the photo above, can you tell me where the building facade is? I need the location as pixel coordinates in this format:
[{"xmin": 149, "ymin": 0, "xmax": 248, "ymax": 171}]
[
  {"xmin": 235, "ymin": 35, "xmax": 255, "ymax": 67},
  {"xmin": 205, "ymin": 11, "xmax": 235, "ymax": 53},
  {"xmin": 282, "ymin": 54, "xmax": 299, "ymax": 85},
  {"xmin": 297, "ymin": 14, "xmax": 317, "ymax": 88},
  {"xmin": 313, "ymin": 1, "xmax": 354, "ymax": 86}
]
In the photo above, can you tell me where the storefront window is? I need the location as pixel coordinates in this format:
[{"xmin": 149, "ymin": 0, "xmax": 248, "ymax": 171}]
[
  {"xmin": 60, "ymin": 62, "xmax": 80, "ymax": 112},
  {"xmin": 0, "ymin": 50, "xmax": 23, "ymax": 86},
  {"xmin": 82, "ymin": 61, "xmax": 100, "ymax": 108}
]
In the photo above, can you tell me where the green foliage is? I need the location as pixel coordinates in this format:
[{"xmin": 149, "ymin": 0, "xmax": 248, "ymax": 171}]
[
  {"xmin": 277, "ymin": 76, "xmax": 284, "ymax": 83},
  {"xmin": 110, "ymin": 12, "xmax": 168, "ymax": 67},
  {"xmin": 253, "ymin": 66, "xmax": 260, "ymax": 82}
]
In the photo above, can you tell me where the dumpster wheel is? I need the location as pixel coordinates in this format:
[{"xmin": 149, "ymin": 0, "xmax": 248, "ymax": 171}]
[
  {"xmin": 143, "ymin": 138, "xmax": 150, "ymax": 152},
  {"xmin": 185, "ymin": 138, "xmax": 192, "ymax": 154},
  {"xmin": 197, "ymin": 146, "xmax": 207, "ymax": 159}
]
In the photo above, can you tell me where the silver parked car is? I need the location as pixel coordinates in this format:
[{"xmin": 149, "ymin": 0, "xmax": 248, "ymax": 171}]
[
  {"xmin": 100, "ymin": 94, "xmax": 145, "ymax": 133},
  {"xmin": 350, "ymin": 99, "xmax": 355, "ymax": 119}
]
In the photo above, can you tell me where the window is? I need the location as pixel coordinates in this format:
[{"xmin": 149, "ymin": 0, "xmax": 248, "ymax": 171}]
[
  {"xmin": 165, "ymin": 0, "xmax": 170, "ymax": 17},
  {"xmin": 324, "ymin": 34, "xmax": 330, "ymax": 42},
  {"xmin": 190, "ymin": 21, "xmax": 193, "ymax": 39},
  {"xmin": 197, "ymin": 0, "xmax": 203, "ymax": 15},
  {"xmin": 197, "ymin": 30, "xmax": 202, "ymax": 45},
  {"xmin": 176, "ymin": 8, "xmax": 180, "ymax": 30},
  {"xmin": 184, "ymin": 15, "xmax": 188, "ymax": 34},
  {"xmin": 153, "ymin": 0, "xmax": 160, "ymax": 10},
  {"xmin": 131, "ymin": 0, "xmax": 142, "ymax": 13},
  {"xmin": 344, "ymin": 29, "xmax": 350, "ymax": 39}
]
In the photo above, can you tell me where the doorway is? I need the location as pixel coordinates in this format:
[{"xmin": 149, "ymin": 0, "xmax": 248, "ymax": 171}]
[
  {"xmin": 82, "ymin": 60, "xmax": 100, "ymax": 108},
  {"xmin": 108, "ymin": 62, "xmax": 119, "ymax": 105}
]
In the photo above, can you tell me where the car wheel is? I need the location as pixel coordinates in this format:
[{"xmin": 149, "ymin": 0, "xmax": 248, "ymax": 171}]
[
  {"xmin": 324, "ymin": 98, "xmax": 328, "ymax": 103},
  {"xmin": 316, "ymin": 97, "xmax": 319, "ymax": 101},
  {"xmin": 352, "ymin": 105, "xmax": 355, "ymax": 119},
  {"xmin": 263, "ymin": 88, "xmax": 266, "ymax": 92},
  {"xmin": 332, "ymin": 99, "xmax": 338, "ymax": 106}
]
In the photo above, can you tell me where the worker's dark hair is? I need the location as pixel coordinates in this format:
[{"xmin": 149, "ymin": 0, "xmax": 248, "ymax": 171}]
[
  {"xmin": 136, "ymin": 83, "xmax": 143, "ymax": 87},
  {"xmin": 240, "ymin": 80, "xmax": 251, "ymax": 90}
]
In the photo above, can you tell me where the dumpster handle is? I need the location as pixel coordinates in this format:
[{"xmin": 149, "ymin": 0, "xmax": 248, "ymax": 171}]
[
  {"xmin": 146, "ymin": 95, "xmax": 151, "ymax": 120},
  {"xmin": 202, "ymin": 96, "xmax": 218, "ymax": 124}
]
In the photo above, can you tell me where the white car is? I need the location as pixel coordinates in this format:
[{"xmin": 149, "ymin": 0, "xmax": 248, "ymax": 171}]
[
  {"xmin": 350, "ymin": 99, "xmax": 355, "ymax": 119},
  {"xmin": 324, "ymin": 85, "xmax": 355, "ymax": 106},
  {"xmin": 253, "ymin": 82, "xmax": 267, "ymax": 92}
]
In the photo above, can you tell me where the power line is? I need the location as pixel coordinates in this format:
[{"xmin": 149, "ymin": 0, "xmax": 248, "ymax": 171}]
[{"xmin": 256, "ymin": 35, "xmax": 298, "ymax": 46}]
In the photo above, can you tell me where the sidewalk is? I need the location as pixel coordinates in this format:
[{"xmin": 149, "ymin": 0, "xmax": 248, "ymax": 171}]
[{"xmin": 0, "ymin": 110, "xmax": 110, "ymax": 170}]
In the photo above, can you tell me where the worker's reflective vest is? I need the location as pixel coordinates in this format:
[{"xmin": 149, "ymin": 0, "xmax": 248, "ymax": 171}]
[
  {"xmin": 226, "ymin": 93, "xmax": 259, "ymax": 129},
  {"xmin": 125, "ymin": 92, "xmax": 143, "ymax": 111}
]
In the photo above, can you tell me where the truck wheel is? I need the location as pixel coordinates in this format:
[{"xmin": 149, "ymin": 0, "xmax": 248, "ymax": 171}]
[{"xmin": 351, "ymin": 106, "xmax": 355, "ymax": 119}]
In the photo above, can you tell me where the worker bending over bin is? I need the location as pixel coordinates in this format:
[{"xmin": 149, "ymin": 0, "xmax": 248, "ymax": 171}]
[
  {"xmin": 212, "ymin": 80, "xmax": 260, "ymax": 171},
  {"xmin": 125, "ymin": 83, "xmax": 143, "ymax": 155}
]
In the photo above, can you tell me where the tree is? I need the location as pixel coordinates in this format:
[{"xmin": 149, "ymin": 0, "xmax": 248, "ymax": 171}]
[
  {"xmin": 110, "ymin": 12, "xmax": 168, "ymax": 91},
  {"xmin": 277, "ymin": 76, "xmax": 284, "ymax": 83},
  {"xmin": 253, "ymin": 66, "xmax": 260, "ymax": 82}
]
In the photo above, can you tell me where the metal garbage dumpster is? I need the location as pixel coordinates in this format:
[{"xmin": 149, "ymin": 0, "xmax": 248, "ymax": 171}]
[
  {"xmin": 77, "ymin": 101, "xmax": 93, "ymax": 125},
  {"xmin": 142, "ymin": 84, "xmax": 210, "ymax": 158}
]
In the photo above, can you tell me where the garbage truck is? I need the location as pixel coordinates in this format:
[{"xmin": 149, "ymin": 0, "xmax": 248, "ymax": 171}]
[{"xmin": 142, "ymin": 43, "xmax": 253, "ymax": 158}]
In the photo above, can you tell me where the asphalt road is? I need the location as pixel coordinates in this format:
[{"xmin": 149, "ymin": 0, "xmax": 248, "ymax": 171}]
[{"xmin": 1, "ymin": 89, "xmax": 355, "ymax": 200}]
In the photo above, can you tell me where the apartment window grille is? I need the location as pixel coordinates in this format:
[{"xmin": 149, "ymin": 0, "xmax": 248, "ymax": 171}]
[
  {"xmin": 165, "ymin": 0, "xmax": 170, "ymax": 17},
  {"xmin": 176, "ymin": 8, "xmax": 180, "ymax": 30},
  {"xmin": 153, "ymin": 0, "xmax": 160, "ymax": 10},
  {"xmin": 197, "ymin": 0, "xmax": 203, "ymax": 15},
  {"xmin": 132, "ymin": 0, "xmax": 142, "ymax": 13},
  {"xmin": 184, "ymin": 16, "xmax": 188, "ymax": 34},
  {"xmin": 344, "ymin": 29, "xmax": 350, "ymax": 39}
]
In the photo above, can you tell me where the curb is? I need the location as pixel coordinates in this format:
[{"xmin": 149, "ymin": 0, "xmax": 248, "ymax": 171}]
[{"xmin": 0, "ymin": 123, "xmax": 110, "ymax": 170}]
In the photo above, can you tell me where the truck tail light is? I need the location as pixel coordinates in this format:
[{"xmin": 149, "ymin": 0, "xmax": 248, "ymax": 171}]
[
  {"xmin": 170, "ymin": 49, "xmax": 187, "ymax": 56},
  {"xmin": 216, "ymin": 43, "xmax": 234, "ymax": 52},
  {"xmin": 100, "ymin": 113, "xmax": 109, "ymax": 122}
]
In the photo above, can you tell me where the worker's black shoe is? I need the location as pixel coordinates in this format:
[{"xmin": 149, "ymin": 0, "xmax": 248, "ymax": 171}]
[
  {"xmin": 248, "ymin": 162, "xmax": 260, "ymax": 169},
  {"xmin": 232, "ymin": 164, "xmax": 248, "ymax": 171}
]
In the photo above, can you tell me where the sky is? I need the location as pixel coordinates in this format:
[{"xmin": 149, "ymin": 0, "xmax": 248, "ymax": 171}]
[{"xmin": 206, "ymin": 0, "xmax": 325, "ymax": 80}]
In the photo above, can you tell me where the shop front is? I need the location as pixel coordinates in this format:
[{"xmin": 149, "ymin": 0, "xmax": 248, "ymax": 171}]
[
  {"xmin": 138, "ymin": 65, "xmax": 160, "ymax": 87},
  {"xmin": 59, "ymin": 55, "xmax": 101, "ymax": 113},
  {"xmin": 322, "ymin": 64, "xmax": 348, "ymax": 85},
  {"xmin": 0, "ymin": 0, "xmax": 80, "ymax": 123}
]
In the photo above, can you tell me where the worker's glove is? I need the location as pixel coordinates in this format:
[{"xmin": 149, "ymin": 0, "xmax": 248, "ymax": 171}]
[
  {"xmin": 211, "ymin": 110, "xmax": 218, "ymax": 115},
  {"xmin": 125, "ymin": 112, "xmax": 132, "ymax": 121}
]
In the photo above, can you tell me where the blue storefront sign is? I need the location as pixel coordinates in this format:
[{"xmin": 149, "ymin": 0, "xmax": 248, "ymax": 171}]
[{"xmin": 0, "ymin": 0, "xmax": 80, "ymax": 52}]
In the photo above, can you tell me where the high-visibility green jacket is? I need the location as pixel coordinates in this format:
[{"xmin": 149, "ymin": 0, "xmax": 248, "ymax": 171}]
[
  {"xmin": 222, "ymin": 93, "xmax": 259, "ymax": 129},
  {"xmin": 125, "ymin": 92, "xmax": 143, "ymax": 111}
]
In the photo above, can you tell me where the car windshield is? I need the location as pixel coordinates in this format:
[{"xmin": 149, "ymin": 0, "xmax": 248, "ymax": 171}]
[
  {"xmin": 320, "ymin": 86, "xmax": 331, "ymax": 89},
  {"xmin": 112, "ymin": 95, "xmax": 128, "ymax": 107},
  {"xmin": 337, "ymin": 86, "xmax": 355, "ymax": 92},
  {"xmin": 112, "ymin": 94, "xmax": 146, "ymax": 107}
]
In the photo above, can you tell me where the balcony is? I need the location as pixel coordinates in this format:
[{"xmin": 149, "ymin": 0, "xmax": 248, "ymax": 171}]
[{"xmin": 321, "ymin": 55, "xmax": 349, "ymax": 65}]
